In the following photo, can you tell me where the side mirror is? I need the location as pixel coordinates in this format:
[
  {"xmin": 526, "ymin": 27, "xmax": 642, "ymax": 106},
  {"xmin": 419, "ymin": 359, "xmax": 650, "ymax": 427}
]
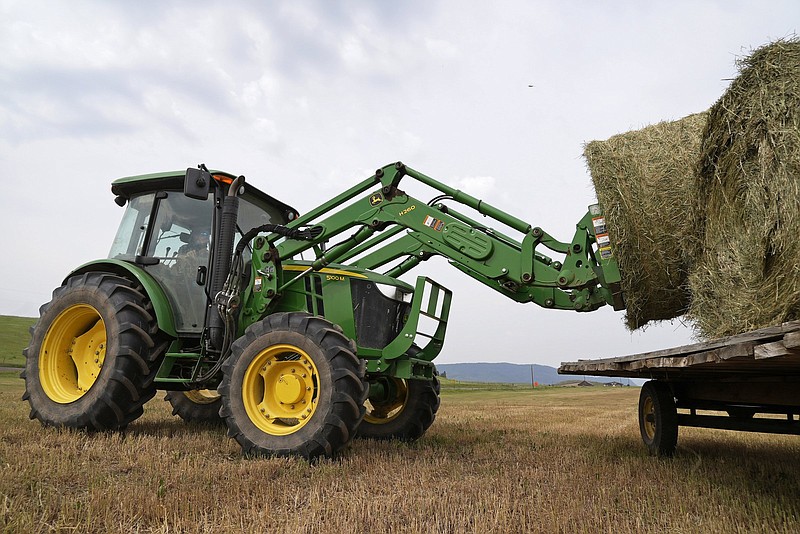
[{"xmin": 184, "ymin": 167, "xmax": 211, "ymax": 200}]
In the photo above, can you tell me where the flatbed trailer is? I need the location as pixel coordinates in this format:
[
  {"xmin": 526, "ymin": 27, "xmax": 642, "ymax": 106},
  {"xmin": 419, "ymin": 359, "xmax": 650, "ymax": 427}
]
[{"xmin": 559, "ymin": 321, "xmax": 800, "ymax": 456}]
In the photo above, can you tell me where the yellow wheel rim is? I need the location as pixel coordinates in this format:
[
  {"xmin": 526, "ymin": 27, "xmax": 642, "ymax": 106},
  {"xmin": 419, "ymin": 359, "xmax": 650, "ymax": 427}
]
[
  {"xmin": 642, "ymin": 396, "xmax": 656, "ymax": 440},
  {"xmin": 242, "ymin": 344, "xmax": 319, "ymax": 436},
  {"xmin": 364, "ymin": 378, "xmax": 408, "ymax": 424},
  {"xmin": 39, "ymin": 304, "xmax": 106, "ymax": 404},
  {"xmin": 184, "ymin": 389, "xmax": 220, "ymax": 404}
]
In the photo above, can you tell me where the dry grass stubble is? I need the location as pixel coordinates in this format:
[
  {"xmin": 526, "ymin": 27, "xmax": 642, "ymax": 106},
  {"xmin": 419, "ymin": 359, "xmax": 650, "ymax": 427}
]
[{"xmin": 1, "ymin": 373, "xmax": 798, "ymax": 533}]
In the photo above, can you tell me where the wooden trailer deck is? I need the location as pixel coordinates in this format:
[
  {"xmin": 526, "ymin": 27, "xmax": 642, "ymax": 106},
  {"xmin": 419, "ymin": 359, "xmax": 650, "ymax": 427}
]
[
  {"xmin": 559, "ymin": 321, "xmax": 800, "ymax": 454},
  {"xmin": 559, "ymin": 320, "xmax": 800, "ymax": 380}
]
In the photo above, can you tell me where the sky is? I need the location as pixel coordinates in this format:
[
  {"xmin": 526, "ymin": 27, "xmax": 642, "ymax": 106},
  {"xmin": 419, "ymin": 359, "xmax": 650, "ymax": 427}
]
[{"xmin": 1, "ymin": 1, "xmax": 798, "ymax": 368}]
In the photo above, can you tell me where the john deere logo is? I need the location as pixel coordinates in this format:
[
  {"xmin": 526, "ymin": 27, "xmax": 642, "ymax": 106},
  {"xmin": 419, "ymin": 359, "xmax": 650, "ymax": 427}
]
[{"xmin": 369, "ymin": 193, "xmax": 383, "ymax": 206}]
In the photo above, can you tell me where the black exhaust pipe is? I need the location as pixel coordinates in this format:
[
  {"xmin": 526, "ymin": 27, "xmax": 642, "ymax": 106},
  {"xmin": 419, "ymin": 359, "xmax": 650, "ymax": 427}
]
[{"xmin": 206, "ymin": 176, "xmax": 243, "ymax": 350}]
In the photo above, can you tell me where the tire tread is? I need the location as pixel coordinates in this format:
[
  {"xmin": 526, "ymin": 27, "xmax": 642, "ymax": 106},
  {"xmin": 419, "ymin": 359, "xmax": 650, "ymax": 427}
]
[{"xmin": 22, "ymin": 273, "xmax": 165, "ymax": 431}]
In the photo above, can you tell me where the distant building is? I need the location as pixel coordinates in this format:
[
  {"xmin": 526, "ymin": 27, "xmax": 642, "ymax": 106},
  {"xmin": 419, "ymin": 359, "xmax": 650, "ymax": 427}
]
[{"xmin": 577, "ymin": 380, "xmax": 593, "ymax": 387}]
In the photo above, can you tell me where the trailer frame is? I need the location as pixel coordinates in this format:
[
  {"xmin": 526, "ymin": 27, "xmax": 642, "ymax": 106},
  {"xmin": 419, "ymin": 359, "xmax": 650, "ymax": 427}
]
[{"xmin": 559, "ymin": 321, "xmax": 800, "ymax": 455}]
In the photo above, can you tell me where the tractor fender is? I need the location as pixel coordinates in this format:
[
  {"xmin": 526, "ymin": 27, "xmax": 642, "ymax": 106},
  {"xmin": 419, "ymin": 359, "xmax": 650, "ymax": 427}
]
[{"xmin": 66, "ymin": 259, "xmax": 178, "ymax": 337}]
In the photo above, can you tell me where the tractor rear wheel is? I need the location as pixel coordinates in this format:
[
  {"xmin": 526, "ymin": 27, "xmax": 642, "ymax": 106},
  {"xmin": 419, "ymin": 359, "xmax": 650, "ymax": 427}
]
[
  {"xmin": 219, "ymin": 312, "xmax": 367, "ymax": 460},
  {"xmin": 22, "ymin": 273, "xmax": 161, "ymax": 431},
  {"xmin": 165, "ymin": 389, "xmax": 223, "ymax": 425},
  {"xmin": 358, "ymin": 376, "xmax": 440, "ymax": 441},
  {"xmin": 638, "ymin": 380, "xmax": 678, "ymax": 457}
]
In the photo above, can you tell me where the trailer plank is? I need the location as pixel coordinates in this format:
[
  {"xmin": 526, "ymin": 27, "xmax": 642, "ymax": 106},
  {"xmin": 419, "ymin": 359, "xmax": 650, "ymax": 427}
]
[
  {"xmin": 559, "ymin": 320, "xmax": 800, "ymax": 379},
  {"xmin": 783, "ymin": 331, "xmax": 800, "ymax": 349},
  {"xmin": 755, "ymin": 341, "xmax": 791, "ymax": 359}
]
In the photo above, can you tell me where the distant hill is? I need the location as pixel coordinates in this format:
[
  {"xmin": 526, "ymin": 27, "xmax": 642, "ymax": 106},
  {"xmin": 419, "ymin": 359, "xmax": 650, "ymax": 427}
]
[{"xmin": 436, "ymin": 362, "xmax": 636, "ymax": 386}]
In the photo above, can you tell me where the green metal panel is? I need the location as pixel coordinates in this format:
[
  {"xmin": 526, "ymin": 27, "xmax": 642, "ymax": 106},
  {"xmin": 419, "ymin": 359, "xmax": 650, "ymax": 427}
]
[
  {"xmin": 314, "ymin": 272, "xmax": 358, "ymax": 341},
  {"xmin": 442, "ymin": 222, "xmax": 494, "ymax": 260}
]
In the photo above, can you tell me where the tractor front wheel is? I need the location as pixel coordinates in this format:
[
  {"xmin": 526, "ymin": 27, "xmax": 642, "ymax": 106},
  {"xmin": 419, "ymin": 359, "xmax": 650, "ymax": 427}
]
[
  {"xmin": 219, "ymin": 313, "xmax": 366, "ymax": 460},
  {"xmin": 165, "ymin": 389, "xmax": 223, "ymax": 425},
  {"xmin": 358, "ymin": 376, "xmax": 440, "ymax": 441},
  {"xmin": 22, "ymin": 273, "xmax": 161, "ymax": 430}
]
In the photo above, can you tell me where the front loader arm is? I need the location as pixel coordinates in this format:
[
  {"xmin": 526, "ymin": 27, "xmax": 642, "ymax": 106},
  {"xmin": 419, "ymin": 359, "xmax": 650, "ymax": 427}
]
[{"xmin": 254, "ymin": 162, "xmax": 624, "ymax": 313}]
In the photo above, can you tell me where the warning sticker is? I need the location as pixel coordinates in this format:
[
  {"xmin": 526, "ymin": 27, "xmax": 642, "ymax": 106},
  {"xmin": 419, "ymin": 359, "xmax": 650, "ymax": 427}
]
[
  {"xmin": 423, "ymin": 215, "xmax": 445, "ymax": 232},
  {"xmin": 599, "ymin": 247, "xmax": 613, "ymax": 260},
  {"xmin": 596, "ymin": 234, "xmax": 611, "ymax": 247},
  {"xmin": 592, "ymin": 216, "xmax": 607, "ymax": 236}
]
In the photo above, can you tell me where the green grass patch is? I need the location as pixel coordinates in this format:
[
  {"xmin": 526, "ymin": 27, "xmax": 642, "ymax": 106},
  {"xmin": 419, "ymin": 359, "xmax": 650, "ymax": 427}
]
[
  {"xmin": 439, "ymin": 377, "xmax": 536, "ymax": 392},
  {"xmin": 0, "ymin": 315, "xmax": 35, "ymax": 367},
  {"xmin": 0, "ymin": 370, "xmax": 22, "ymax": 388},
  {"xmin": 438, "ymin": 377, "xmax": 624, "ymax": 395}
]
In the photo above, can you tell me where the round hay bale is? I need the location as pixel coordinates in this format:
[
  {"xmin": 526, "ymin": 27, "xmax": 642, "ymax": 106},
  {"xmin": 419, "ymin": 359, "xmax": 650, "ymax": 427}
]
[
  {"xmin": 688, "ymin": 38, "xmax": 800, "ymax": 338},
  {"xmin": 584, "ymin": 112, "xmax": 707, "ymax": 330}
]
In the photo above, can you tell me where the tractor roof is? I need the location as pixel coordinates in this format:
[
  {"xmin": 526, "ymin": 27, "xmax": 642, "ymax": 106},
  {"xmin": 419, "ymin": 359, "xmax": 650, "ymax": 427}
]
[{"xmin": 111, "ymin": 169, "xmax": 300, "ymax": 221}]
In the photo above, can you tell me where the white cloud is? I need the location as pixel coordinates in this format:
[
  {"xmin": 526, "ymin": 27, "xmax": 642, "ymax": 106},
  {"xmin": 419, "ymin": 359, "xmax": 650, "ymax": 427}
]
[
  {"xmin": 450, "ymin": 175, "xmax": 496, "ymax": 198},
  {"xmin": 425, "ymin": 37, "xmax": 458, "ymax": 60}
]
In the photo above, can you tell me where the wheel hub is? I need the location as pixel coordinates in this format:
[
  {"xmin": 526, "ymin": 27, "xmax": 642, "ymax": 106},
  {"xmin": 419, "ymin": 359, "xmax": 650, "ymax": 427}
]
[
  {"xmin": 242, "ymin": 344, "xmax": 319, "ymax": 436},
  {"xmin": 184, "ymin": 389, "xmax": 220, "ymax": 405},
  {"xmin": 364, "ymin": 377, "xmax": 408, "ymax": 424},
  {"xmin": 642, "ymin": 397, "xmax": 656, "ymax": 440},
  {"xmin": 39, "ymin": 304, "xmax": 106, "ymax": 404},
  {"xmin": 275, "ymin": 373, "xmax": 304, "ymax": 405}
]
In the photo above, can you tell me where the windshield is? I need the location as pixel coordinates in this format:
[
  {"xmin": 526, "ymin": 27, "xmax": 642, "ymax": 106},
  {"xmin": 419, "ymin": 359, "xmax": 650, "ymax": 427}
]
[
  {"xmin": 109, "ymin": 194, "xmax": 154, "ymax": 260},
  {"xmin": 146, "ymin": 193, "xmax": 213, "ymax": 265}
]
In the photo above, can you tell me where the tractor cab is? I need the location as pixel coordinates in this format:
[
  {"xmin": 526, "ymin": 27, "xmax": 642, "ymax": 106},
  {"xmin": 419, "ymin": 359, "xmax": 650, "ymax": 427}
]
[{"xmin": 108, "ymin": 170, "xmax": 299, "ymax": 335}]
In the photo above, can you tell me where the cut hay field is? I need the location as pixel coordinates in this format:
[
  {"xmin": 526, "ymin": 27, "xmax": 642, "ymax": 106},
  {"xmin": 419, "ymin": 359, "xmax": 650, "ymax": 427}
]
[{"xmin": 1, "ymin": 372, "xmax": 798, "ymax": 533}]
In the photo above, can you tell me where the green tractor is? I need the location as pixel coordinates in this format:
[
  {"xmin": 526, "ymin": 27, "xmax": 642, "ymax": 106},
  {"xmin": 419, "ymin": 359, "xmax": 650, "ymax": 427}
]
[{"xmin": 23, "ymin": 162, "xmax": 623, "ymax": 459}]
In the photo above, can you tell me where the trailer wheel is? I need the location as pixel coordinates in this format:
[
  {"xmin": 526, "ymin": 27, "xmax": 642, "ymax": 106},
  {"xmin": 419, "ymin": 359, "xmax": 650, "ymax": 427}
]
[
  {"xmin": 638, "ymin": 380, "xmax": 678, "ymax": 457},
  {"xmin": 358, "ymin": 376, "xmax": 440, "ymax": 441},
  {"xmin": 219, "ymin": 312, "xmax": 366, "ymax": 460},
  {"xmin": 22, "ymin": 273, "xmax": 161, "ymax": 431},
  {"xmin": 165, "ymin": 390, "xmax": 223, "ymax": 425}
]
